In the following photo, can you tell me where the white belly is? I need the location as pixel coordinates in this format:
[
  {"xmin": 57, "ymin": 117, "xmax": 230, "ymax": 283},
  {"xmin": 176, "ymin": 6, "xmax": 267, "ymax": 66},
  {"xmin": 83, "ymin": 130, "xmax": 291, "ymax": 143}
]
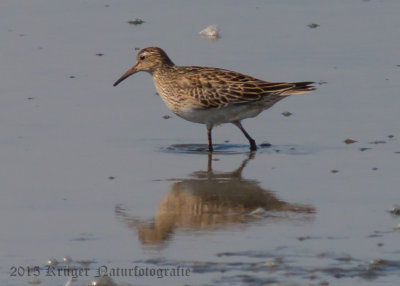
[
  {"xmin": 177, "ymin": 104, "xmax": 263, "ymax": 126},
  {"xmin": 154, "ymin": 82, "xmax": 266, "ymax": 126}
]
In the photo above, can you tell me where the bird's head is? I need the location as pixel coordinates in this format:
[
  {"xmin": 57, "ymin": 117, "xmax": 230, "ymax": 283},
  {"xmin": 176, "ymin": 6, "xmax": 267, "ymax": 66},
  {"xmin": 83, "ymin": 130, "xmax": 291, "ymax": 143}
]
[{"xmin": 113, "ymin": 47, "xmax": 174, "ymax": 86}]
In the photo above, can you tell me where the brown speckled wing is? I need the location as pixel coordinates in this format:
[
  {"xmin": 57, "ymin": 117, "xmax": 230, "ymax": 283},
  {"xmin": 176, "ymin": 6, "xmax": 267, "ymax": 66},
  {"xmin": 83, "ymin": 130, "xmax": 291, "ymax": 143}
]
[{"xmin": 172, "ymin": 67, "xmax": 298, "ymax": 109}]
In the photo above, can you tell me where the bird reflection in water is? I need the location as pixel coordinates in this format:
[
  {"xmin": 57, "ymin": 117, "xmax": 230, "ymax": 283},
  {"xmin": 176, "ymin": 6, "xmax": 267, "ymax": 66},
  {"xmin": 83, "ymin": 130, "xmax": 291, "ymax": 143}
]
[{"xmin": 115, "ymin": 153, "xmax": 314, "ymax": 246}]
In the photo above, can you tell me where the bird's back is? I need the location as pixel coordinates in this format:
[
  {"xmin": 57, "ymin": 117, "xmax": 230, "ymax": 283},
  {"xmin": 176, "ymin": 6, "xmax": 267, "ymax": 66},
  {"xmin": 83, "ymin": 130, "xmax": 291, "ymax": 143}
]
[{"xmin": 153, "ymin": 65, "xmax": 314, "ymax": 113}]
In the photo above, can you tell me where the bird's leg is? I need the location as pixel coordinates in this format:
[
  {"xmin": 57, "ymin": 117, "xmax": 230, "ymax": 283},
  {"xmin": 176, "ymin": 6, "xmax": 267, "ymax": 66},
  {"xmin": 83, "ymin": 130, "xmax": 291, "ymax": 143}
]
[
  {"xmin": 233, "ymin": 121, "xmax": 257, "ymax": 151},
  {"xmin": 206, "ymin": 124, "xmax": 214, "ymax": 152}
]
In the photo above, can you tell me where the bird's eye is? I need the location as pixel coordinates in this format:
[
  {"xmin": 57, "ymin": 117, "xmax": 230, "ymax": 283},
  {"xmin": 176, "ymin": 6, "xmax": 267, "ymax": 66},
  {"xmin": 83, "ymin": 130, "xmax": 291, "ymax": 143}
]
[{"xmin": 140, "ymin": 55, "xmax": 146, "ymax": 60}]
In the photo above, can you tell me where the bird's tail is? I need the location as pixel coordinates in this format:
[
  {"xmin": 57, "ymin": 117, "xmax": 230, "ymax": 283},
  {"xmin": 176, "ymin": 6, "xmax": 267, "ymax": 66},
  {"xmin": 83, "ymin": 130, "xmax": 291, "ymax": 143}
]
[{"xmin": 280, "ymin": 81, "xmax": 315, "ymax": 96}]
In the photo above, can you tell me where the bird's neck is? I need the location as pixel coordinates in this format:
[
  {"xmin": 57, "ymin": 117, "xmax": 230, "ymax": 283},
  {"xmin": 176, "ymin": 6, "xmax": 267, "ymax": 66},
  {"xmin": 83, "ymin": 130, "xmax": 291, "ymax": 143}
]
[{"xmin": 153, "ymin": 64, "xmax": 176, "ymax": 79}]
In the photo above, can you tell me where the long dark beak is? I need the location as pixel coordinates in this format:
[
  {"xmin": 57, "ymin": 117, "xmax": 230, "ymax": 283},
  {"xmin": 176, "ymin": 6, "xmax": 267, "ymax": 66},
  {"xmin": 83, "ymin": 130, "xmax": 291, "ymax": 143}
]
[{"xmin": 113, "ymin": 64, "xmax": 138, "ymax": 86}]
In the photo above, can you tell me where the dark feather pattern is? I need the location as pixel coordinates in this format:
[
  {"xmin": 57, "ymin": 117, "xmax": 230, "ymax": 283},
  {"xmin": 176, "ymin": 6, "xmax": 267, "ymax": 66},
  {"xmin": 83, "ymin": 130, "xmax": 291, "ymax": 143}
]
[{"xmin": 153, "ymin": 66, "xmax": 314, "ymax": 111}]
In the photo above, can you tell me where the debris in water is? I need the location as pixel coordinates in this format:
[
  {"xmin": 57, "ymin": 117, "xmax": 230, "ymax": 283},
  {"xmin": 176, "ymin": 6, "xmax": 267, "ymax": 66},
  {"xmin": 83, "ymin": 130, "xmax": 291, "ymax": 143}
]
[
  {"xmin": 281, "ymin": 111, "xmax": 292, "ymax": 117},
  {"xmin": 96, "ymin": 53, "xmax": 104, "ymax": 56},
  {"xmin": 78, "ymin": 260, "xmax": 93, "ymax": 267},
  {"xmin": 28, "ymin": 279, "xmax": 41, "ymax": 285},
  {"xmin": 263, "ymin": 261, "xmax": 279, "ymax": 268},
  {"xmin": 369, "ymin": 258, "xmax": 387, "ymax": 267},
  {"xmin": 162, "ymin": 115, "xmax": 171, "ymax": 119},
  {"xmin": 63, "ymin": 256, "xmax": 72, "ymax": 264},
  {"xmin": 249, "ymin": 208, "xmax": 266, "ymax": 216},
  {"xmin": 344, "ymin": 138, "xmax": 357, "ymax": 144},
  {"xmin": 308, "ymin": 23, "xmax": 320, "ymax": 28},
  {"xmin": 199, "ymin": 25, "xmax": 220, "ymax": 40},
  {"xmin": 331, "ymin": 170, "xmax": 339, "ymax": 173},
  {"xmin": 128, "ymin": 18, "xmax": 144, "ymax": 25},
  {"xmin": 260, "ymin": 142, "xmax": 271, "ymax": 147},
  {"xmin": 389, "ymin": 204, "xmax": 400, "ymax": 216},
  {"xmin": 91, "ymin": 276, "xmax": 117, "ymax": 286},
  {"xmin": 336, "ymin": 254, "xmax": 353, "ymax": 262},
  {"xmin": 47, "ymin": 258, "xmax": 58, "ymax": 266},
  {"xmin": 359, "ymin": 148, "xmax": 371, "ymax": 152},
  {"xmin": 369, "ymin": 140, "xmax": 386, "ymax": 144}
]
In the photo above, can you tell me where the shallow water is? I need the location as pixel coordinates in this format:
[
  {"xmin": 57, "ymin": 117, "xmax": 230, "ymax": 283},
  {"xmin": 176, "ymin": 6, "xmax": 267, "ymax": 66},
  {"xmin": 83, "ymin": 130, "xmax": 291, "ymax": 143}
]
[{"xmin": 1, "ymin": 0, "xmax": 400, "ymax": 285}]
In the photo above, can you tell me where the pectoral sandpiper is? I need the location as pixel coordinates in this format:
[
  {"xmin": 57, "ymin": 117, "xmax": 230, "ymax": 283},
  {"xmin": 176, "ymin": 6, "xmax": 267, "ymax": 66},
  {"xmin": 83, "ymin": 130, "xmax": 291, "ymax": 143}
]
[{"xmin": 113, "ymin": 47, "xmax": 314, "ymax": 152}]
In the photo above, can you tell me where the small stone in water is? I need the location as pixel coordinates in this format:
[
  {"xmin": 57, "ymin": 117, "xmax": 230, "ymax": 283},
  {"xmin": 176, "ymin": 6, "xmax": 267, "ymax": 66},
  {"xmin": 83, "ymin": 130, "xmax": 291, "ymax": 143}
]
[
  {"xmin": 389, "ymin": 204, "xmax": 400, "ymax": 216},
  {"xmin": 128, "ymin": 18, "xmax": 144, "ymax": 25},
  {"xmin": 199, "ymin": 25, "xmax": 220, "ymax": 39},
  {"xmin": 47, "ymin": 259, "xmax": 58, "ymax": 266},
  {"xmin": 370, "ymin": 259, "xmax": 387, "ymax": 266},
  {"xmin": 359, "ymin": 148, "xmax": 371, "ymax": 152},
  {"xmin": 28, "ymin": 278, "xmax": 41, "ymax": 285},
  {"xmin": 78, "ymin": 260, "xmax": 93, "ymax": 267},
  {"xmin": 344, "ymin": 138, "xmax": 357, "ymax": 144},
  {"xmin": 369, "ymin": 140, "xmax": 386, "ymax": 144},
  {"xmin": 308, "ymin": 23, "xmax": 320, "ymax": 28},
  {"xmin": 91, "ymin": 276, "xmax": 117, "ymax": 286},
  {"xmin": 63, "ymin": 256, "xmax": 72, "ymax": 263},
  {"xmin": 263, "ymin": 261, "xmax": 278, "ymax": 268},
  {"xmin": 249, "ymin": 208, "xmax": 265, "ymax": 215},
  {"xmin": 260, "ymin": 142, "xmax": 271, "ymax": 147}
]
